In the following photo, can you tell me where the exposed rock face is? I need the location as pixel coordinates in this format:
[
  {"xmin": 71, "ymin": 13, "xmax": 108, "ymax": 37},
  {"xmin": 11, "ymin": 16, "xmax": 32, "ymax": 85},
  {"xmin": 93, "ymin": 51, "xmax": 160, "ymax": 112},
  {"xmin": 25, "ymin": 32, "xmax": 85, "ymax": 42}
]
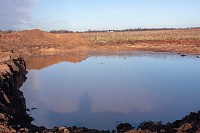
[
  {"xmin": 116, "ymin": 123, "xmax": 134, "ymax": 132},
  {"xmin": 0, "ymin": 57, "xmax": 33, "ymax": 132},
  {"xmin": 123, "ymin": 111, "xmax": 200, "ymax": 133}
]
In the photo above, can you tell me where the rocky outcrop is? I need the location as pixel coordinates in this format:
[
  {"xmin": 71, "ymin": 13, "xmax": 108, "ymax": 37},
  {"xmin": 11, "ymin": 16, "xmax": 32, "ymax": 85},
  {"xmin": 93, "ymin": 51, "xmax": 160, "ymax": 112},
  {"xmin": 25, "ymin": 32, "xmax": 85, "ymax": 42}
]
[
  {"xmin": 0, "ymin": 57, "xmax": 34, "ymax": 132},
  {"xmin": 115, "ymin": 111, "xmax": 200, "ymax": 133}
]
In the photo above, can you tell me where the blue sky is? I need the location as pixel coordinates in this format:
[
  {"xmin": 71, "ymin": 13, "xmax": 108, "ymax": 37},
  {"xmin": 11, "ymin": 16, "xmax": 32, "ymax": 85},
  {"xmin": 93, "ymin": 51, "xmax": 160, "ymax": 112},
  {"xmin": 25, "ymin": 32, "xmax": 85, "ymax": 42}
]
[{"xmin": 0, "ymin": 0, "xmax": 200, "ymax": 31}]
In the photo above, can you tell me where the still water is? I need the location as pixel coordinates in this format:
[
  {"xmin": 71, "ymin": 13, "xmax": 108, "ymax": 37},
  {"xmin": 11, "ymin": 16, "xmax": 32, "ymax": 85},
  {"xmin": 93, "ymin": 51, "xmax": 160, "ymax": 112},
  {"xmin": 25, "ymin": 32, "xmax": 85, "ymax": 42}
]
[{"xmin": 22, "ymin": 52, "xmax": 200, "ymax": 130}]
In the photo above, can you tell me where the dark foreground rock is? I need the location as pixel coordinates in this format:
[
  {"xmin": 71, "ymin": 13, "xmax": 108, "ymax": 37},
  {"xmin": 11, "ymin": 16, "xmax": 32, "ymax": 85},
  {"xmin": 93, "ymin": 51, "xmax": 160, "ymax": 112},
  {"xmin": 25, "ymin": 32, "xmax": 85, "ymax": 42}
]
[
  {"xmin": 0, "ymin": 57, "xmax": 35, "ymax": 132},
  {"xmin": 117, "ymin": 111, "xmax": 200, "ymax": 133},
  {"xmin": 1, "ymin": 57, "xmax": 200, "ymax": 133}
]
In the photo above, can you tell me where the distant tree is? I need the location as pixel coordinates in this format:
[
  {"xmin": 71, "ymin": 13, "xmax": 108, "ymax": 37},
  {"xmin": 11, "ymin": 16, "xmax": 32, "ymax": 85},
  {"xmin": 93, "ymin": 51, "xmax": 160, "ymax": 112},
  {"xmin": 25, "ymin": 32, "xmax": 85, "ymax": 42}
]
[
  {"xmin": 6, "ymin": 30, "xmax": 15, "ymax": 33},
  {"xmin": 50, "ymin": 29, "xmax": 74, "ymax": 34}
]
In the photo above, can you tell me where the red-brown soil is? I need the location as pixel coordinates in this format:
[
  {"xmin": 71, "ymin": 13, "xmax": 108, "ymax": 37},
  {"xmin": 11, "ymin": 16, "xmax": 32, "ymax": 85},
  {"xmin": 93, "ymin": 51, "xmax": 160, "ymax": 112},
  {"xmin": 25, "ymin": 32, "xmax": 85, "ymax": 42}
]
[
  {"xmin": 83, "ymin": 29, "xmax": 200, "ymax": 55},
  {"xmin": 0, "ymin": 29, "xmax": 91, "ymax": 59},
  {"xmin": 0, "ymin": 29, "xmax": 200, "ymax": 61}
]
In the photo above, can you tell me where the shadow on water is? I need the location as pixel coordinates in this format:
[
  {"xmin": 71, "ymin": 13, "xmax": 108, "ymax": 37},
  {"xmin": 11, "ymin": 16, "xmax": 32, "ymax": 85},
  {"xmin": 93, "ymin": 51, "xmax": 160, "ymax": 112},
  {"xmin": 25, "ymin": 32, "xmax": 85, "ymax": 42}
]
[
  {"xmin": 79, "ymin": 92, "xmax": 92, "ymax": 113},
  {"xmin": 26, "ymin": 86, "xmax": 200, "ymax": 130},
  {"xmin": 41, "ymin": 92, "xmax": 140, "ymax": 130}
]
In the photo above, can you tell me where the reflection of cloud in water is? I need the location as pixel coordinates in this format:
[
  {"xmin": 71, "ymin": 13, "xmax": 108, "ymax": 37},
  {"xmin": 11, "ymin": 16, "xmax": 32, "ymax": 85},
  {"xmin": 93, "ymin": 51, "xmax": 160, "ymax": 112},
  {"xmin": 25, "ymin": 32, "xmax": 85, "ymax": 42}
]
[
  {"xmin": 46, "ymin": 94, "xmax": 79, "ymax": 113},
  {"xmin": 34, "ymin": 92, "xmax": 159, "ymax": 129},
  {"xmin": 39, "ymin": 87, "xmax": 156, "ymax": 114},
  {"xmin": 26, "ymin": 55, "xmax": 163, "ymax": 114},
  {"xmin": 22, "ymin": 54, "xmax": 200, "ymax": 129},
  {"xmin": 91, "ymin": 87, "xmax": 157, "ymax": 113},
  {"xmin": 27, "ymin": 70, "xmax": 158, "ymax": 114},
  {"xmin": 30, "ymin": 71, "xmax": 42, "ymax": 91}
]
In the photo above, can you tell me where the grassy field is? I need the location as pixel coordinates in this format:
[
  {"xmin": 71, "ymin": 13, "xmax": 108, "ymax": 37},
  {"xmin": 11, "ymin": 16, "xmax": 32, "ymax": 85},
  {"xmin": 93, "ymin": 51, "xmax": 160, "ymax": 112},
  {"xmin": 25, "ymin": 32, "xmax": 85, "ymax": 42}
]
[
  {"xmin": 82, "ymin": 29, "xmax": 200, "ymax": 55},
  {"xmin": 83, "ymin": 29, "xmax": 200, "ymax": 43}
]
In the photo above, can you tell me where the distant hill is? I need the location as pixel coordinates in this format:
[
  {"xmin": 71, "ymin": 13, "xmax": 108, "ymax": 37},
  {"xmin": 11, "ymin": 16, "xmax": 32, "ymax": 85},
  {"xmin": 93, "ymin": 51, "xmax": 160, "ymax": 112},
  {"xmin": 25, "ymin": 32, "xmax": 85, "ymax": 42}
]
[
  {"xmin": 0, "ymin": 29, "xmax": 91, "ymax": 46},
  {"xmin": 0, "ymin": 29, "xmax": 92, "ymax": 57}
]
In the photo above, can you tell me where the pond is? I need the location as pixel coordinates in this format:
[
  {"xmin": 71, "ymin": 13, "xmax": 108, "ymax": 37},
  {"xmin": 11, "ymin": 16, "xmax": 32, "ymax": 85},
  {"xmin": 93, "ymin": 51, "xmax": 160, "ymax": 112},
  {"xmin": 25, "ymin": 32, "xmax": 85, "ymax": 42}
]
[{"xmin": 21, "ymin": 51, "xmax": 200, "ymax": 130}]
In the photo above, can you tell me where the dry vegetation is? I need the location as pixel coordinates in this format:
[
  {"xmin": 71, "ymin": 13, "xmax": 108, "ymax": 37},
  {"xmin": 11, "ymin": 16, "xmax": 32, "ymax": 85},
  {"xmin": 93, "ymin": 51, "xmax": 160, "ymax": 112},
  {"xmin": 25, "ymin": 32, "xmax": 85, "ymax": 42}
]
[
  {"xmin": 83, "ymin": 29, "xmax": 200, "ymax": 43},
  {"xmin": 83, "ymin": 29, "xmax": 200, "ymax": 55}
]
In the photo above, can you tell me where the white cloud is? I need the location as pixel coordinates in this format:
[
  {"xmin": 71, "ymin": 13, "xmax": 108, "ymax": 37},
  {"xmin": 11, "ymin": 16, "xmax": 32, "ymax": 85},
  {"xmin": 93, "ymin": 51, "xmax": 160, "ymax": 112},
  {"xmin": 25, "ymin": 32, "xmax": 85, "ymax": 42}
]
[
  {"xmin": 0, "ymin": 0, "xmax": 36, "ymax": 30},
  {"xmin": 0, "ymin": 0, "xmax": 69, "ymax": 31},
  {"xmin": 14, "ymin": 19, "xmax": 69, "ymax": 31}
]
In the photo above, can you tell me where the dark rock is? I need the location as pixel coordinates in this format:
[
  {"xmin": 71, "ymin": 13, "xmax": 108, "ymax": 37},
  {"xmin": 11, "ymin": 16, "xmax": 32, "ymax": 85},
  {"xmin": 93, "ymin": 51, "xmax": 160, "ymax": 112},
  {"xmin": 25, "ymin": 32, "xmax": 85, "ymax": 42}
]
[
  {"xmin": 136, "ymin": 111, "xmax": 200, "ymax": 133},
  {"xmin": 31, "ymin": 107, "xmax": 37, "ymax": 110},
  {"xmin": 0, "ymin": 113, "xmax": 6, "ymax": 121},
  {"xmin": 56, "ymin": 126, "xmax": 70, "ymax": 133},
  {"xmin": 116, "ymin": 123, "xmax": 134, "ymax": 132},
  {"xmin": 0, "ymin": 58, "xmax": 34, "ymax": 132},
  {"xmin": 178, "ymin": 53, "xmax": 186, "ymax": 57},
  {"xmin": 19, "ymin": 127, "xmax": 29, "ymax": 132},
  {"xmin": 176, "ymin": 123, "xmax": 192, "ymax": 132}
]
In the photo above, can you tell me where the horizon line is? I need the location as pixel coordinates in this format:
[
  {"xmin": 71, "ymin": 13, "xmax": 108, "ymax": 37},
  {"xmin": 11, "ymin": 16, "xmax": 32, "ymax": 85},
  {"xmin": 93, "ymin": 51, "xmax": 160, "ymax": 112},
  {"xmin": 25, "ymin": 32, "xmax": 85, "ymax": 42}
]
[{"xmin": 1, "ymin": 26, "xmax": 200, "ymax": 32}]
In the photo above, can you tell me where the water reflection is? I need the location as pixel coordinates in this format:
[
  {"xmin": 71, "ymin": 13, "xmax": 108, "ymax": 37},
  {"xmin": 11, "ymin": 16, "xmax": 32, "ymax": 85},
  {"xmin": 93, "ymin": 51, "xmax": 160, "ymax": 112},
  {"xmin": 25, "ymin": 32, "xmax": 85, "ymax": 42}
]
[
  {"xmin": 26, "ymin": 51, "xmax": 89, "ymax": 70},
  {"xmin": 21, "ymin": 52, "xmax": 200, "ymax": 130}
]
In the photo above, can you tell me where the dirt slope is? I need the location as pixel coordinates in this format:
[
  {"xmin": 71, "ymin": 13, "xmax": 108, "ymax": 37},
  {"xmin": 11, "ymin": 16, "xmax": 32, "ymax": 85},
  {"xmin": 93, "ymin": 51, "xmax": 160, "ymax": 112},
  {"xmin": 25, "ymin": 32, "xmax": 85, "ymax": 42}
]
[
  {"xmin": 0, "ymin": 29, "xmax": 92, "ymax": 57},
  {"xmin": 0, "ymin": 29, "xmax": 91, "ymax": 45}
]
